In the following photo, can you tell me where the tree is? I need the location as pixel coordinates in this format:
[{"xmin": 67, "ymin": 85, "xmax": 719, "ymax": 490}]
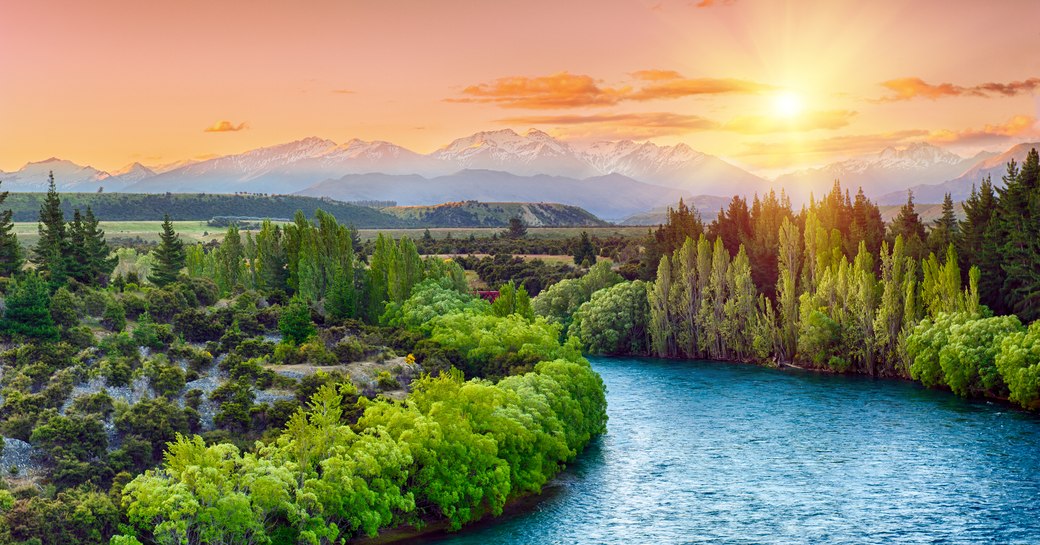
[
  {"xmin": 571, "ymin": 281, "xmax": 651, "ymax": 355},
  {"xmin": 996, "ymin": 148, "xmax": 1040, "ymax": 321},
  {"xmin": 959, "ymin": 176, "xmax": 997, "ymax": 289},
  {"xmin": 505, "ymin": 216, "xmax": 527, "ymax": 239},
  {"xmin": 0, "ymin": 272, "xmax": 59, "ymax": 340},
  {"xmin": 928, "ymin": 193, "xmax": 959, "ymax": 255},
  {"xmin": 215, "ymin": 224, "xmax": 244, "ymax": 295},
  {"xmin": 149, "ymin": 215, "xmax": 187, "ymax": 286},
  {"xmin": 888, "ymin": 191, "xmax": 927, "ymax": 261},
  {"xmin": 80, "ymin": 207, "xmax": 116, "ymax": 285},
  {"xmin": 572, "ymin": 231, "xmax": 597, "ymax": 266},
  {"xmin": 490, "ymin": 280, "xmax": 534, "ymax": 321},
  {"xmin": 280, "ymin": 297, "xmax": 316, "ymax": 344},
  {"xmin": 32, "ymin": 172, "xmax": 69, "ymax": 287},
  {"xmin": 0, "ymin": 181, "xmax": 22, "ymax": 276}
]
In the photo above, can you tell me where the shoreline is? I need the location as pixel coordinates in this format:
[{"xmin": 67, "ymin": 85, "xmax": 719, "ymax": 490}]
[{"xmin": 353, "ymin": 476, "xmax": 569, "ymax": 545}]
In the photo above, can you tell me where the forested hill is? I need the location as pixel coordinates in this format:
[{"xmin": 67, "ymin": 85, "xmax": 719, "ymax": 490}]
[
  {"xmin": 383, "ymin": 201, "xmax": 609, "ymax": 227},
  {"xmin": 1, "ymin": 192, "xmax": 410, "ymax": 227}
]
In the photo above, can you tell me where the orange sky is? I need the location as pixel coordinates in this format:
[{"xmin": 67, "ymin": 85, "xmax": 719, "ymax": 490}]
[{"xmin": 2, "ymin": 0, "xmax": 1040, "ymax": 175}]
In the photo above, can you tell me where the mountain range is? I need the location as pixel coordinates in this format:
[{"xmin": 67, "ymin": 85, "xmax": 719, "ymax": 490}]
[{"xmin": 3, "ymin": 129, "xmax": 1037, "ymax": 221}]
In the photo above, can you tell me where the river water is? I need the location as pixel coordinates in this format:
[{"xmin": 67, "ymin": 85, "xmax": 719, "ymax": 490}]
[{"xmin": 421, "ymin": 357, "xmax": 1040, "ymax": 545}]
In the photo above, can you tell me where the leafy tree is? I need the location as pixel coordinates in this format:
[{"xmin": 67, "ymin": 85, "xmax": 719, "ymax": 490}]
[
  {"xmin": 0, "ymin": 272, "xmax": 59, "ymax": 341},
  {"xmin": 571, "ymin": 280, "xmax": 650, "ymax": 355},
  {"xmin": 995, "ymin": 320, "xmax": 1040, "ymax": 408},
  {"xmin": 215, "ymin": 224, "xmax": 244, "ymax": 295},
  {"xmin": 490, "ymin": 280, "xmax": 534, "ymax": 320},
  {"xmin": 149, "ymin": 215, "xmax": 187, "ymax": 286}
]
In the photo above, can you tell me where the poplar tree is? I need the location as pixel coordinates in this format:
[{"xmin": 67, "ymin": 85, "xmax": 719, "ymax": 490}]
[
  {"xmin": 647, "ymin": 255, "xmax": 673, "ymax": 357},
  {"xmin": 32, "ymin": 172, "xmax": 69, "ymax": 287},
  {"xmin": 0, "ymin": 181, "xmax": 22, "ymax": 276},
  {"xmin": 775, "ymin": 217, "xmax": 802, "ymax": 362},
  {"xmin": 149, "ymin": 215, "xmax": 186, "ymax": 287},
  {"xmin": 215, "ymin": 225, "xmax": 244, "ymax": 295}
]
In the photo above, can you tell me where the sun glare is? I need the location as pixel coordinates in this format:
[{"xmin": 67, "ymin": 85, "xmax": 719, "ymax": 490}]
[{"xmin": 773, "ymin": 91, "xmax": 804, "ymax": 118}]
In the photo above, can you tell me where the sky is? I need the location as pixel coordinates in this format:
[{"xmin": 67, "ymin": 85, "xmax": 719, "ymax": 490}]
[{"xmin": 2, "ymin": 0, "xmax": 1039, "ymax": 176}]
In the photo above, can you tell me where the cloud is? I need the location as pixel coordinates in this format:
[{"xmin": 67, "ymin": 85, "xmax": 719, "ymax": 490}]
[
  {"xmin": 450, "ymin": 70, "xmax": 772, "ymax": 109},
  {"xmin": 928, "ymin": 115, "xmax": 1039, "ymax": 145},
  {"xmin": 332, "ymin": 89, "xmax": 355, "ymax": 94},
  {"xmin": 878, "ymin": 77, "xmax": 1040, "ymax": 101},
  {"xmin": 448, "ymin": 72, "xmax": 629, "ymax": 109},
  {"xmin": 203, "ymin": 120, "xmax": 248, "ymax": 133},
  {"xmin": 738, "ymin": 129, "xmax": 929, "ymax": 159},
  {"xmin": 694, "ymin": 0, "xmax": 736, "ymax": 7},
  {"xmin": 722, "ymin": 110, "xmax": 857, "ymax": 133},
  {"xmin": 498, "ymin": 112, "xmax": 719, "ymax": 139}
]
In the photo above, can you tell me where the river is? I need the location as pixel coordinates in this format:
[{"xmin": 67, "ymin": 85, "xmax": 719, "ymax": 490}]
[{"xmin": 417, "ymin": 356, "xmax": 1040, "ymax": 545}]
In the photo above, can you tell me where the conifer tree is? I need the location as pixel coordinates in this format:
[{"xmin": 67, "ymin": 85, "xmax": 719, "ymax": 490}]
[
  {"xmin": 928, "ymin": 193, "xmax": 958, "ymax": 255},
  {"xmin": 997, "ymin": 148, "xmax": 1040, "ymax": 321},
  {"xmin": 66, "ymin": 209, "xmax": 88, "ymax": 283},
  {"xmin": 0, "ymin": 271, "xmax": 59, "ymax": 341},
  {"xmin": 81, "ymin": 207, "xmax": 116, "ymax": 285},
  {"xmin": 888, "ymin": 191, "xmax": 927, "ymax": 261},
  {"xmin": 572, "ymin": 231, "xmax": 597, "ymax": 266},
  {"xmin": 0, "ymin": 181, "xmax": 22, "ymax": 276},
  {"xmin": 32, "ymin": 172, "xmax": 69, "ymax": 287},
  {"xmin": 959, "ymin": 176, "xmax": 997, "ymax": 288},
  {"xmin": 149, "ymin": 215, "xmax": 187, "ymax": 287}
]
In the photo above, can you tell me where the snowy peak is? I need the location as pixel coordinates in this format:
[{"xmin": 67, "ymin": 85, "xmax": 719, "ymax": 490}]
[
  {"xmin": 873, "ymin": 142, "xmax": 963, "ymax": 168},
  {"xmin": 110, "ymin": 162, "xmax": 156, "ymax": 181}
]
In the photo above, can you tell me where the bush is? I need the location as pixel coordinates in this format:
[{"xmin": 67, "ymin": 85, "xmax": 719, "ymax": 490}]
[
  {"xmin": 102, "ymin": 299, "xmax": 127, "ymax": 332},
  {"xmin": 279, "ymin": 298, "xmax": 316, "ymax": 345},
  {"xmin": 333, "ymin": 338, "xmax": 367, "ymax": 362},
  {"xmin": 173, "ymin": 309, "xmax": 225, "ymax": 342},
  {"xmin": 120, "ymin": 293, "xmax": 148, "ymax": 320},
  {"xmin": 49, "ymin": 287, "xmax": 82, "ymax": 329}
]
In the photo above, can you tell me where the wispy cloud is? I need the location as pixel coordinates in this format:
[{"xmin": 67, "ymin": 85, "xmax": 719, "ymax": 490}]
[
  {"xmin": 878, "ymin": 77, "xmax": 1040, "ymax": 102},
  {"xmin": 929, "ymin": 115, "xmax": 1039, "ymax": 145},
  {"xmin": 203, "ymin": 120, "xmax": 248, "ymax": 133},
  {"xmin": 332, "ymin": 89, "xmax": 355, "ymax": 94},
  {"xmin": 450, "ymin": 70, "xmax": 772, "ymax": 109},
  {"xmin": 694, "ymin": 0, "xmax": 737, "ymax": 7}
]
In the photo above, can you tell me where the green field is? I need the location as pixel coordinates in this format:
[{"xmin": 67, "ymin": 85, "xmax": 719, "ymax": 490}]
[
  {"xmin": 12, "ymin": 222, "xmax": 649, "ymax": 247},
  {"xmin": 354, "ymin": 226, "xmax": 649, "ymax": 242}
]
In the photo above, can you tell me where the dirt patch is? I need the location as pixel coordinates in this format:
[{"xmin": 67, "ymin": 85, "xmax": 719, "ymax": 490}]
[{"xmin": 266, "ymin": 356, "xmax": 422, "ymax": 400}]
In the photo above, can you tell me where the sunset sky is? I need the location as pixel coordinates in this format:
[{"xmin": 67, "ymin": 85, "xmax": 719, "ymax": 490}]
[{"xmin": 2, "ymin": 0, "xmax": 1039, "ymax": 176}]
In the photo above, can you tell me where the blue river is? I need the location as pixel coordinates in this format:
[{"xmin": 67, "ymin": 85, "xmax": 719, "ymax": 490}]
[{"xmin": 418, "ymin": 357, "xmax": 1040, "ymax": 545}]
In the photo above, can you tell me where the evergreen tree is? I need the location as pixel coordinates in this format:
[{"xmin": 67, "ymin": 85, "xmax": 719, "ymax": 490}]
[
  {"xmin": 0, "ymin": 272, "xmax": 59, "ymax": 341},
  {"xmin": 149, "ymin": 215, "xmax": 187, "ymax": 287},
  {"xmin": 32, "ymin": 172, "xmax": 69, "ymax": 287},
  {"xmin": 506, "ymin": 216, "xmax": 528, "ymax": 239},
  {"xmin": 998, "ymin": 148, "xmax": 1040, "ymax": 321},
  {"xmin": 0, "ymin": 181, "xmax": 22, "ymax": 276},
  {"xmin": 66, "ymin": 209, "xmax": 88, "ymax": 283},
  {"xmin": 888, "ymin": 191, "xmax": 927, "ymax": 261},
  {"xmin": 928, "ymin": 193, "xmax": 958, "ymax": 255},
  {"xmin": 80, "ymin": 207, "xmax": 116, "ymax": 285},
  {"xmin": 279, "ymin": 297, "xmax": 316, "ymax": 345},
  {"xmin": 959, "ymin": 177, "xmax": 997, "ymax": 290},
  {"xmin": 572, "ymin": 231, "xmax": 597, "ymax": 266}
]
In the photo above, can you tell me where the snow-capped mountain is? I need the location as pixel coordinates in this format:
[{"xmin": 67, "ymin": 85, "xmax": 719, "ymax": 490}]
[
  {"xmin": 431, "ymin": 129, "xmax": 592, "ymax": 178},
  {"xmin": 579, "ymin": 139, "xmax": 770, "ymax": 195},
  {"xmin": 775, "ymin": 142, "xmax": 984, "ymax": 203},
  {"xmin": 877, "ymin": 142, "xmax": 1039, "ymax": 205},
  {"xmin": 0, "ymin": 158, "xmax": 110, "ymax": 192}
]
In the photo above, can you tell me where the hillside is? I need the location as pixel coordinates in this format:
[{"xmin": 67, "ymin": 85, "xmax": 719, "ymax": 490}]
[
  {"xmin": 618, "ymin": 196, "xmax": 734, "ymax": 225},
  {"xmin": 0, "ymin": 192, "xmax": 409, "ymax": 227},
  {"xmin": 296, "ymin": 170, "xmax": 690, "ymax": 220},
  {"xmin": 382, "ymin": 201, "xmax": 609, "ymax": 227}
]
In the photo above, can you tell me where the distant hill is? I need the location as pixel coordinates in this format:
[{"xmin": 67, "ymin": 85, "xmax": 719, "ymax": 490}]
[
  {"xmin": 296, "ymin": 170, "xmax": 691, "ymax": 221},
  {"xmin": 383, "ymin": 201, "xmax": 608, "ymax": 228},
  {"xmin": 0, "ymin": 193, "xmax": 409, "ymax": 227},
  {"xmin": 619, "ymin": 196, "xmax": 734, "ymax": 226}
]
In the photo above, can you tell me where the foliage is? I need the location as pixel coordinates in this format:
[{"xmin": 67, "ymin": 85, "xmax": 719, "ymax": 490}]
[{"xmin": 0, "ymin": 272, "xmax": 59, "ymax": 341}]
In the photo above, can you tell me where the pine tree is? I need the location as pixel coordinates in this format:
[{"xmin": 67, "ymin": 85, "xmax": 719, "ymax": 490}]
[
  {"xmin": 928, "ymin": 193, "xmax": 958, "ymax": 255},
  {"xmin": 81, "ymin": 207, "xmax": 116, "ymax": 285},
  {"xmin": 149, "ymin": 215, "xmax": 187, "ymax": 287},
  {"xmin": 0, "ymin": 272, "xmax": 59, "ymax": 341},
  {"xmin": 888, "ymin": 191, "xmax": 927, "ymax": 261},
  {"xmin": 998, "ymin": 148, "xmax": 1040, "ymax": 321},
  {"xmin": 506, "ymin": 216, "xmax": 527, "ymax": 239},
  {"xmin": 572, "ymin": 231, "xmax": 597, "ymax": 266},
  {"xmin": 66, "ymin": 209, "xmax": 88, "ymax": 283},
  {"xmin": 959, "ymin": 176, "xmax": 997, "ymax": 291},
  {"xmin": 0, "ymin": 181, "xmax": 22, "ymax": 276},
  {"xmin": 32, "ymin": 172, "xmax": 69, "ymax": 287}
]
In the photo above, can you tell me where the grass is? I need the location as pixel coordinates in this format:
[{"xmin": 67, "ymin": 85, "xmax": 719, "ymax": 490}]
[
  {"xmin": 13, "ymin": 222, "xmax": 648, "ymax": 247},
  {"xmin": 354, "ymin": 226, "xmax": 648, "ymax": 241}
]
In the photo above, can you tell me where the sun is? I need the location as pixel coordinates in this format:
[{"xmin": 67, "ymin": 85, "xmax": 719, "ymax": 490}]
[{"xmin": 772, "ymin": 91, "xmax": 804, "ymax": 118}]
